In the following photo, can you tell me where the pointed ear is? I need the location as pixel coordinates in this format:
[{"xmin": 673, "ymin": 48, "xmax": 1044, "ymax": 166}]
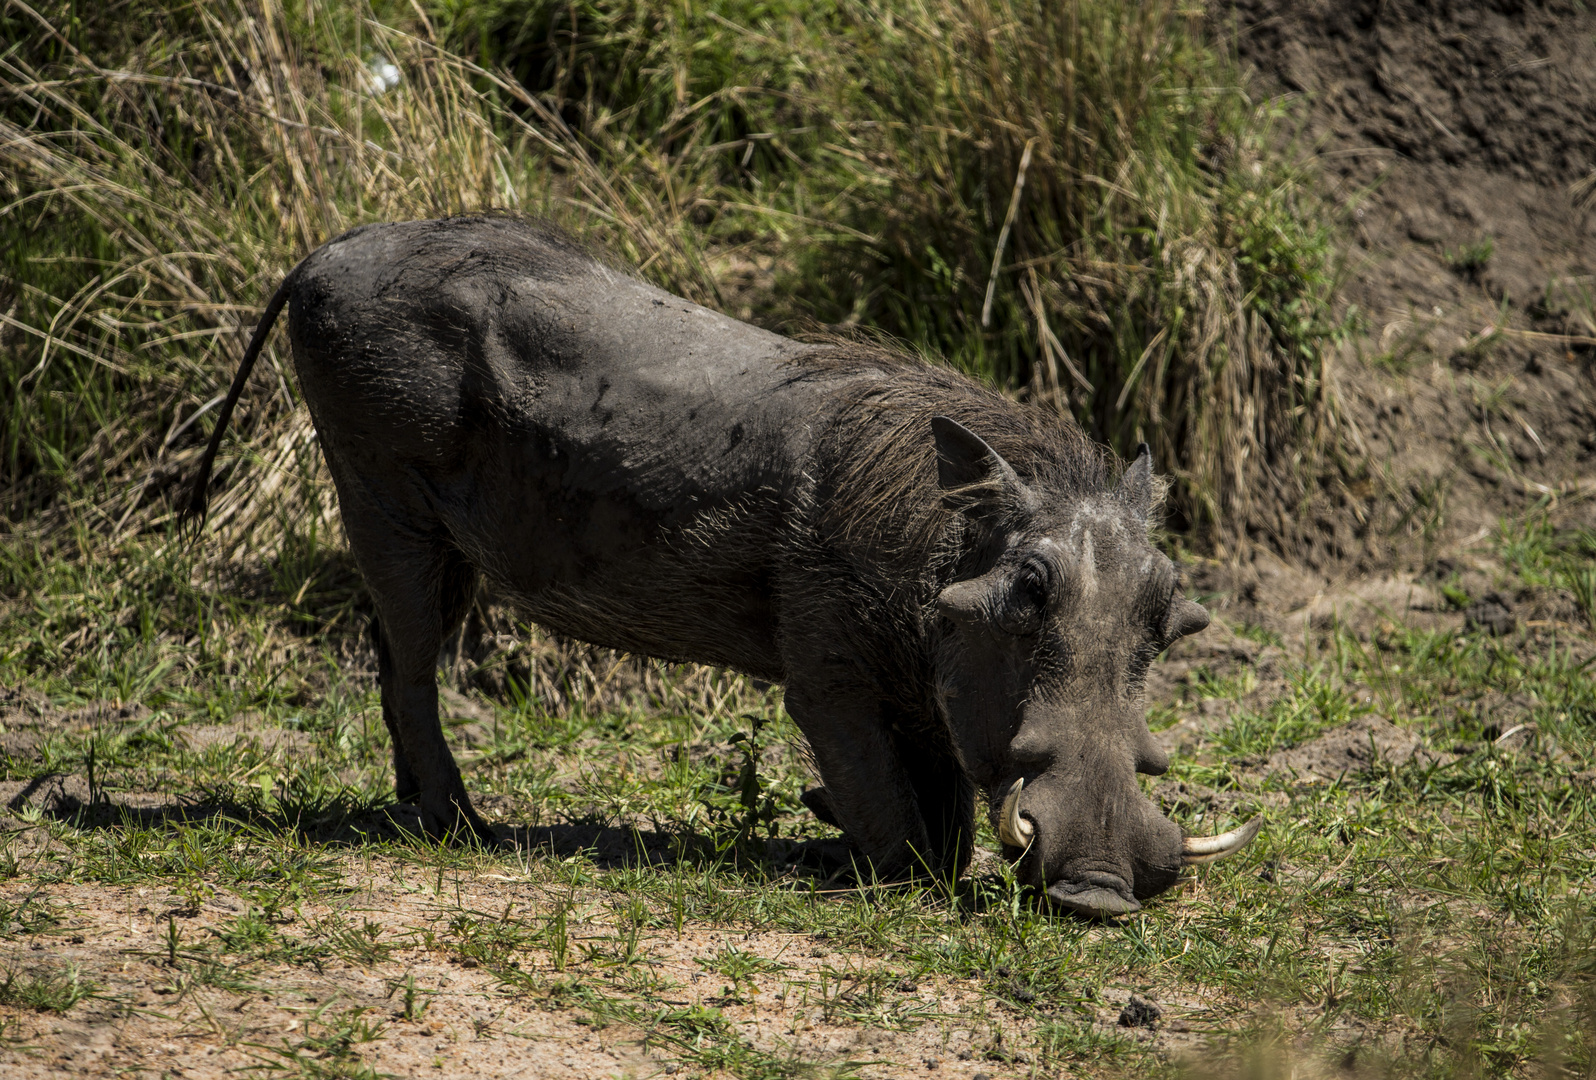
[
  {"xmin": 931, "ymin": 416, "xmax": 1035, "ymax": 515},
  {"xmin": 1117, "ymin": 443, "xmax": 1157, "ymax": 518},
  {"xmin": 935, "ymin": 575, "xmax": 993, "ymax": 626},
  {"xmin": 1165, "ymin": 596, "xmax": 1210, "ymax": 641}
]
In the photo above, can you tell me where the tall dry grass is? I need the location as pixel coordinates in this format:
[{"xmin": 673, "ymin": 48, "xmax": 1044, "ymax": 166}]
[
  {"xmin": 787, "ymin": 0, "xmax": 1343, "ymax": 545},
  {"xmin": 0, "ymin": 0, "xmax": 749, "ymax": 713},
  {"xmin": 438, "ymin": 0, "xmax": 1346, "ymax": 545},
  {"xmin": 0, "ymin": 0, "xmax": 720, "ymax": 551}
]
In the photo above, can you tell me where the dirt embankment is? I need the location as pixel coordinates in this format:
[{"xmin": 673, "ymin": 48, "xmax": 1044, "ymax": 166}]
[{"xmin": 1218, "ymin": 0, "xmax": 1596, "ymax": 574}]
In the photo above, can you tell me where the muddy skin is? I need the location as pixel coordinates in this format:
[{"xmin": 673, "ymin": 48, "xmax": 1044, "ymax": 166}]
[{"xmin": 189, "ymin": 215, "xmax": 1212, "ymax": 911}]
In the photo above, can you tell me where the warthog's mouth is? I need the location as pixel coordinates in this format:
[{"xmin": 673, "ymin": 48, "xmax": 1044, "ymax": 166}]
[{"xmin": 1045, "ymin": 873, "xmax": 1140, "ymax": 918}]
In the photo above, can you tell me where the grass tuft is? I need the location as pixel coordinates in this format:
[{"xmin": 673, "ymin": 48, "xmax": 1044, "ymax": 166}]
[
  {"xmin": 789, "ymin": 0, "xmax": 1344, "ymax": 543},
  {"xmin": 0, "ymin": 964, "xmax": 93, "ymax": 1013}
]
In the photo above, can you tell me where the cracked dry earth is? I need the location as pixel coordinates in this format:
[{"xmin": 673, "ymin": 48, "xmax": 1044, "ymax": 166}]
[{"xmin": 0, "ymin": 862, "xmax": 1215, "ymax": 1080}]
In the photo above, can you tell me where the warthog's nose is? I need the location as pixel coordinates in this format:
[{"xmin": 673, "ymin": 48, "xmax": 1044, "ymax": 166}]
[
  {"xmin": 1046, "ymin": 872, "xmax": 1139, "ymax": 918},
  {"xmin": 997, "ymin": 767, "xmax": 1187, "ymax": 916}
]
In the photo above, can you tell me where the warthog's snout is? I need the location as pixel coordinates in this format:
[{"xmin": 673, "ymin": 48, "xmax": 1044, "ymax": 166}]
[{"xmin": 998, "ymin": 773, "xmax": 1261, "ymax": 918}]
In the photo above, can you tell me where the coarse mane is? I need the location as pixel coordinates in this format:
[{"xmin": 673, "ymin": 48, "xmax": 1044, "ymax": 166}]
[{"xmin": 793, "ymin": 341, "xmax": 1117, "ymax": 573}]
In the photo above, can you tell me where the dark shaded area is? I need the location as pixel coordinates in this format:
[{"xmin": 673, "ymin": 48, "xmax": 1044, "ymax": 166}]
[{"xmin": 1118, "ymin": 993, "xmax": 1162, "ymax": 1028}]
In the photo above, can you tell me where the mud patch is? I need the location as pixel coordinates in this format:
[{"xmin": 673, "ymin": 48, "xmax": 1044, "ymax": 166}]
[{"xmin": 1219, "ymin": 0, "xmax": 1596, "ymax": 567}]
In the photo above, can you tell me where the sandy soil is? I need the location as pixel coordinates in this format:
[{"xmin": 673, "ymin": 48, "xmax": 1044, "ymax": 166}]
[{"xmin": 0, "ymin": 857, "xmax": 1215, "ymax": 1080}]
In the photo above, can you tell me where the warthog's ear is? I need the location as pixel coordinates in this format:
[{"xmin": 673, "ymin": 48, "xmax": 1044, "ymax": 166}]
[
  {"xmin": 1117, "ymin": 443, "xmax": 1158, "ymax": 519},
  {"xmin": 1165, "ymin": 596, "xmax": 1210, "ymax": 641},
  {"xmin": 931, "ymin": 416, "xmax": 1036, "ymax": 516}
]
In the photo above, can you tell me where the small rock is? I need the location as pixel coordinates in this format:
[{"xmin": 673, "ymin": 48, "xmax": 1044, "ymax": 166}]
[{"xmin": 1118, "ymin": 994, "xmax": 1162, "ymax": 1028}]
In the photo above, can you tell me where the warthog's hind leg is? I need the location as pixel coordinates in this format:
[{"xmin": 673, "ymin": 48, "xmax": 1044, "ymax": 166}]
[
  {"xmin": 369, "ymin": 615, "xmax": 421, "ymax": 804},
  {"xmin": 345, "ymin": 507, "xmax": 495, "ymax": 846}
]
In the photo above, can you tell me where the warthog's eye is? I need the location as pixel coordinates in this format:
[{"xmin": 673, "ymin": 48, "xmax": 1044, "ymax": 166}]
[{"xmin": 996, "ymin": 559, "xmax": 1050, "ymax": 636}]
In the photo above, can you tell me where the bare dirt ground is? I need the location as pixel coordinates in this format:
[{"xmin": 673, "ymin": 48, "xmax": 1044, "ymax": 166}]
[
  {"xmin": 0, "ymin": 860, "xmax": 1211, "ymax": 1080},
  {"xmin": 1220, "ymin": 0, "xmax": 1596, "ymax": 567},
  {"xmin": 0, "ymin": 655, "xmax": 1286, "ymax": 1080}
]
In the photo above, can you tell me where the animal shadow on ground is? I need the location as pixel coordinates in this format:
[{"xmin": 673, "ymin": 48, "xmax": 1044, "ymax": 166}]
[{"xmin": 0, "ymin": 772, "xmax": 868, "ymax": 883}]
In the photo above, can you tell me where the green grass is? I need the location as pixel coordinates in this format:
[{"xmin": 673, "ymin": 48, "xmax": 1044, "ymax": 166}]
[
  {"xmin": 1446, "ymin": 236, "xmax": 1495, "ymax": 276},
  {"xmin": 0, "ymin": 965, "xmax": 95, "ymax": 1013},
  {"xmin": 0, "ymin": 536, "xmax": 1591, "ymax": 1074}
]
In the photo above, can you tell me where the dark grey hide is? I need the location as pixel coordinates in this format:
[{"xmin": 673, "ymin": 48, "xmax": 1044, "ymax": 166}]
[{"xmin": 188, "ymin": 216, "xmax": 1212, "ymax": 916}]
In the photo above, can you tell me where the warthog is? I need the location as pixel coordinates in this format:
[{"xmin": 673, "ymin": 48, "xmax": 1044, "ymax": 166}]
[{"xmin": 187, "ymin": 216, "xmax": 1258, "ymax": 917}]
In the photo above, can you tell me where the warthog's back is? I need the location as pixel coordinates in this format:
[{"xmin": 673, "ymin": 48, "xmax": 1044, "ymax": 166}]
[{"xmin": 287, "ymin": 217, "xmax": 839, "ymax": 679}]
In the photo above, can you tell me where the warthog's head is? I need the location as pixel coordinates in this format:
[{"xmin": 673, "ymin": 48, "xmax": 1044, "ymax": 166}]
[{"xmin": 930, "ymin": 417, "xmax": 1258, "ymax": 917}]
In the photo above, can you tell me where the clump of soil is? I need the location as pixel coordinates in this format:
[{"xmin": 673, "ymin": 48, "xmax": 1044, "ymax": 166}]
[
  {"xmin": 1220, "ymin": 0, "xmax": 1596, "ymax": 568},
  {"xmin": 1264, "ymin": 716, "xmax": 1439, "ymax": 781},
  {"xmin": 1118, "ymin": 994, "xmax": 1163, "ymax": 1029},
  {"xmin": 1463, "ymin": 591, "xmax": 1517, "ymax": 635}
]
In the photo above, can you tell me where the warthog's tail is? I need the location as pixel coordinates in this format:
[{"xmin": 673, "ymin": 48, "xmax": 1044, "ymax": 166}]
[{"xmin": 180, "ymin": 263, "xmax": 304, "ymax": 532}]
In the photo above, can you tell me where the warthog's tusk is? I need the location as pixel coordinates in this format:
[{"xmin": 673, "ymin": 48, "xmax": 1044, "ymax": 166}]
[
  {"xmin": 999, "ymin": 778, "xmax": 1035, "ymax": 848},
  {"xmin": 1181, "ymin": 816, "xmax": 1262, "ymax": 865}
]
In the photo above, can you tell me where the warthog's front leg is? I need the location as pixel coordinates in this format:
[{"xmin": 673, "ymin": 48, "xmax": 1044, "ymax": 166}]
[{"xmin": 783, "ymin": 673, "xmax": 934, "ymax": 881}]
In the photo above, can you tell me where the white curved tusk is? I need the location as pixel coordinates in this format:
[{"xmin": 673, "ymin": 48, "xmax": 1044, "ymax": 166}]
[
  {"xmin": 999, "ymin": 778, "xmax": 1035, "ymax": 848},
  {"xmin": 1181, "ymin": 815, "xmax": 1262, "ymax": 865}
]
